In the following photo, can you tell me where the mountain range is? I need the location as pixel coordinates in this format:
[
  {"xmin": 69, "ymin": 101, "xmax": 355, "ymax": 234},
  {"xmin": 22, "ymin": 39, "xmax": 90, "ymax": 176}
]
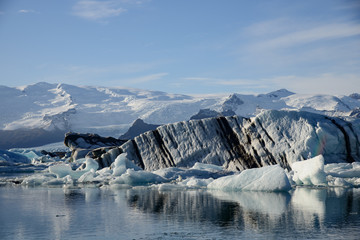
[{"xmin": 1, "ymin": 82, "xmax": 359, "ymax": 149}]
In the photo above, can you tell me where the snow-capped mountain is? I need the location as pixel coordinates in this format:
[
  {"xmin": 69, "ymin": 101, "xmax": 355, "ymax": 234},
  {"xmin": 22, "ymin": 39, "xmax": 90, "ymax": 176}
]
[{"xmin": 0, "ymin": 82, "xmax": 359, "ymax": 149}]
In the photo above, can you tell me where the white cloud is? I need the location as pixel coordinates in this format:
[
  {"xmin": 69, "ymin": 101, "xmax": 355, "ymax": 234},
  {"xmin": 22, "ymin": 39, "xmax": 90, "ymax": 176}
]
[
  {"xmin": 183, "ymin": 77, "xmax": 210, "ymax": 81},
  {"xmin": 18, "ymin": 9, "xmax": 36, "ymax": 14},
  {"xmin": 72, "ymin": 1, "xmax": 127, "ymax": 20},
  {"xmin": 127, "ymin": 72, "xmax": 168, "ymax": 83},
  {"xmin": 247, "ymin": 20, "xmax": 360, "ymax": 51}
]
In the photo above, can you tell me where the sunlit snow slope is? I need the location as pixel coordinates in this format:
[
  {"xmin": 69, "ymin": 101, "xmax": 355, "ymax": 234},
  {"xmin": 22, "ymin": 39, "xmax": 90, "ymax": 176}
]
[{"xmin": 0, "ymin": 82, "xmax": 359, "ymax": 148}]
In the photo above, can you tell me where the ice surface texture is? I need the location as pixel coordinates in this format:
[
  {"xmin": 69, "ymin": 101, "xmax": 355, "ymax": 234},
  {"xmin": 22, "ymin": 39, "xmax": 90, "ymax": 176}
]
[
  {"xmin": 98, "ymin": 110, "xmax": 360, "ymax": 172},
  {"xmin": 208, "ymin": 165, "xmax": 291, "ymax": 191}
]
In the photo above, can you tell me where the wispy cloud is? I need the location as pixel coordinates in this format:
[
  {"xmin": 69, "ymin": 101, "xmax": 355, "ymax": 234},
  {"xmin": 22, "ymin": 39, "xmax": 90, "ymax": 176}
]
[
  {"xmin": 245, "ymin": 18, "xmax": 360, "ymax": 52},
  {"xmin": 184, "ymin": 76, "xmax": 261, "ymax": 86},
  {"xmin": 183, "ymin": 77, "xmax": 210, "ymax": 81},
  {"xmin": 127, "ymin": 72, "xmax": 168, "ymax": 83},
  {"xmin": 72, "ymin": 1, "xmax": 127, "ymax": 21},
  {"xmin": 18, "ymin": 9, "xmax": 37, "ymax": 14},
  {"xmin": 258, "ymin": 23, "xmax": 360, "ymax": 49}
]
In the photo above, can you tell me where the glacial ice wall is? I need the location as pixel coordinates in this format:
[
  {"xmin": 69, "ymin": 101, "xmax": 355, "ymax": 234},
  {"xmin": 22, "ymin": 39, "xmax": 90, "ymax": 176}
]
[{"xmin": 99, "ymin": 110, "xmax": 360, "ymax": 171}]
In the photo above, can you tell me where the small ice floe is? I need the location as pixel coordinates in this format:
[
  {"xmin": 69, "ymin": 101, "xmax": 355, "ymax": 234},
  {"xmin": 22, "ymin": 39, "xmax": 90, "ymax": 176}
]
[
  {"xmin": 325, "ymin": 162, "xmax": 360, "ymax": 187},
  {"xmin": 291, "ymin": 155, "xmax": 327, "ymax": 186},
  {"xmin": 207, "ymin": 165, "xmax": 291, "ymax": 192},
  {"xmin": 49, "ymin": 158, "xmax": 99, "ymax": 180}
]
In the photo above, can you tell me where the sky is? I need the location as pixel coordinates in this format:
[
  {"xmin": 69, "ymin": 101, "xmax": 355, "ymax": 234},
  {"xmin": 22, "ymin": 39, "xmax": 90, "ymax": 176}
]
[{"xmin": 0, "ymin": 0, "xmax": 359, "ymax": 95}]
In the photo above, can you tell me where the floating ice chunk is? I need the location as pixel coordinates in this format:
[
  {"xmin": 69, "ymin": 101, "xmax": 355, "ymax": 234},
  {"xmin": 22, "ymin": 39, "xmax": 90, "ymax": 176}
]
[
  {"xmin": 181, "ymin": 177, "xmax": 213, "ymax": 188},
  {"xmin": 153, "ymin": 166, "xmax": 227, "ymax": 181},
  {"xmin": 110, "ymin": 169, "xmax": 166, "ymax": 186},
  {"xmin": 325, "ymin": 162, "xmax": 360, "ymax": 178},
  {"xmin": 156, "ymin": 183, "xmax": 185, "ymax": 191},
  {"xmin": 326, "ymin": 175, "xmax": 353, "ymax": 187},
  {"xmin": 78, "ymin": 170, "xmax": 96, "ymax": 183},
  {"xmin": 207, "ymin": 165, "xmax": 291, "ymax": 192},
  {"xmin": 49, "ymin": 158, "xmax": 98, "ymax": 180},
  {"xmin": 21, "ymin": 173, "xmax": 56, "ymax": 186},
  {"xmin": 112, "ymin": 153, "xmax": 141, "ymax": 176},
  {"xmin": 0, "ymin": 149, "xmax": 30, "ymax": 163},
  {"xmin": 291, "ymin": 155, "xmax": 327, "ymax": 186},
  {"xmin": 191, "ymin": 162, "xmax": 223, "ymax": 172},
  {"xmin": 152, "ymin": 167, "xmax": 185, "ymax": 180}
]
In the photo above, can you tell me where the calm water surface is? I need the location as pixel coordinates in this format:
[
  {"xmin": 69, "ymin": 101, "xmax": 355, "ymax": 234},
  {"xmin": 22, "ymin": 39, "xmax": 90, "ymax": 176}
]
[{"xmin": 0, "ymin": 186, "xmax": 359, "ymax": 240}]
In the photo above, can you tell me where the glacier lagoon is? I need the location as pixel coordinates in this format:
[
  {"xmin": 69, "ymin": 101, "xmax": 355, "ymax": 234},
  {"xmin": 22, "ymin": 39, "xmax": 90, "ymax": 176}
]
[
  {"xmin": 1, "ymin": 153, "xmax": 360, "ymax": 239},
  {"xmin": 0, "ymin": 186, "xmax": 360, "ymax": 240}
]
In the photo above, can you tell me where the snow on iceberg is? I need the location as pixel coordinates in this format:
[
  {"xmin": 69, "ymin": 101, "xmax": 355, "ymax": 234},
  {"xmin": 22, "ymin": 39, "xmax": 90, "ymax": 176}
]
[
  {"xmin": 109, "ymin": 169, "xmax": 167, "ymax": 186},
  {"xmin": 112, "ymin": 153, "xmax": 141, "ymax": 176},
  {"xmin": 325, "ymin": 162, "xmax": 360, "ymax": 178},
  {"xmin": 49, "ymin": 158, "xmax": 98, "ymax": 180},
  {"xmin": 325, "ymin": 162, "xmax": 360, "ymax": 187},
  {"xmin": 291, "ymin": 155, "xmax": 327, "ymax": 186},
  {"xmin": 207, "ymin": 165, "xmax": 291, "ymax": 192}
]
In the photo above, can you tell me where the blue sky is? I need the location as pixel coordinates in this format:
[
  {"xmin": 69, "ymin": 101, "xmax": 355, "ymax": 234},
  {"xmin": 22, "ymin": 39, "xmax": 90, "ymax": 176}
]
[{"xmin": 0, "ymin": 0, "xmax": 359, "ymax": 95}]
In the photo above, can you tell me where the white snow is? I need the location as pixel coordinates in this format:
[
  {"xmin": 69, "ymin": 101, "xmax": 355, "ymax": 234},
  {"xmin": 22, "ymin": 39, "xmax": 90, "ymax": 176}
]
[
  {"xmin": 207, "ymin": 165, "xmax": 292, "ymax": 192},
  {"xmin": 112, "ymin": 153, "xmax": 141, "ymax": 176},
  {"xmin": 291, "ymin": 155, "xmax": 327, "ymax": 186},
  {"xmin": 1, "ymin": 82, "xmax": 359, "ymax": 137},
  {"xmin": 2, "ymin": 141, "xmax": 360, "ymax": 191},
  {"xmin": 49, "ymin": 158, "xmax": 98, "ymax": 180}
]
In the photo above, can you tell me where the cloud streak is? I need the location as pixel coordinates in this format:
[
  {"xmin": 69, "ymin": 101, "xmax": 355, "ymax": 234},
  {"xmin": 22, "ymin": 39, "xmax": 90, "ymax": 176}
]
[
  {"xmin": 72, "ymin": 1, "xmax": 127, "ymax": 20},
  {"xmin": 18, "ymin": 9, "xmax": 37, "ymax": 14},
  {"xmin": 246, "ymin": 19, "xmax": 360, "ymax": 51},
  {"xmin": 127, "ymin": 72, "xmax": 168, "ymax": 83}
]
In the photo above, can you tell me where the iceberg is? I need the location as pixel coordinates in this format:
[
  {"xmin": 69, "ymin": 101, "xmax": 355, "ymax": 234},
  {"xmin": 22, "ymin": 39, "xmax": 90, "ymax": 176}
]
[
  {"xmin": 112, "ymin": 153, "xmax": 141, "ymax": 176},
  {"xmin": 291, "ymin": 155, "xmax": 327, "ymax": 186},
  {"xmin": 207, "ymin": 165, "xmax": 291, "ymax": 192},
  {"xmin": 109, "ymin": 169, "xmax": 167, "ymax": 186},
  {"xmin": 49, "ymin": 158, "xmax": 98, "ymax": 180}
]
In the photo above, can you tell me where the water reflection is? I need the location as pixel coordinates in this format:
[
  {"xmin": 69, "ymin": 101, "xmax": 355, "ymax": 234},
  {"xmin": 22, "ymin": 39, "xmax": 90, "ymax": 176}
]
[
  {"xmin": 0, "ymin": 186, "xmax": 359, "ymax": 239},
  {"xmin": 122, "ymin": 187, "xmax": 360, "ymax": 238}
]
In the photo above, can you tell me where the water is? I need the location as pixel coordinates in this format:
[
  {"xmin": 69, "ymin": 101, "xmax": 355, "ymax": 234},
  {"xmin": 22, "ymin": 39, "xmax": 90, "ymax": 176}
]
[{"xmin": 1, "ymin": 186, "xmax": 360, "ymax": 240}]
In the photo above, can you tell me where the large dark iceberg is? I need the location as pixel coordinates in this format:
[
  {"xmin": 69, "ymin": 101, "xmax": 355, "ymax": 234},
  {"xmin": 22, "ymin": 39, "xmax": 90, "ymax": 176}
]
[{"xmin": 91, "ymin": 110, "xmax": 360, "ymax": 171}]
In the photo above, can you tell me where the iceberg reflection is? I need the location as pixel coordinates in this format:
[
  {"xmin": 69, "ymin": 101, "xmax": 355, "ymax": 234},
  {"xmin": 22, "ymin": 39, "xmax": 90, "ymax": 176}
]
[{"xmin": 1, "ymin": 187, "xmax": 359, "ymax": 240}]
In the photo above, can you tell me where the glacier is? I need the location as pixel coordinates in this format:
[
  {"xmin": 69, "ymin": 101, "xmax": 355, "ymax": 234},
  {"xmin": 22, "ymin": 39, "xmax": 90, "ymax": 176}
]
[
  {"xmin": 0, "ymin": 83, "xmax": 359, "ymax": 192},
  {"xmin": 1, "ymin": 82, "xmax": 360, "ymax": 149}
]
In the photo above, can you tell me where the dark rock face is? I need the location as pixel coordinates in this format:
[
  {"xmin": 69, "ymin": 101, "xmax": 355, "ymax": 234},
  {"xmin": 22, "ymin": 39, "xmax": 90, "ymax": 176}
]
[
  {"xmin": 222, "ymin": 94, "xmax": 244, "ymax": 112},
  {"xmin": 85, "ymin": 147, "xmax": 121, "ymax": 169},
  {"xmin": 190, "ymin": 109, "xmax": 220, "ymax": 120},
  {"xmin": 94, "ymin": 110, "xmax": 360, "ymax": 171},
  {"xmin": 350, "ymin": 108, "xmax": 360, "ymax": 118},
  {"xmin": 64, "ymin": 132, "xmax": 127, "ymax": 151},
  {"xmin": 119, "ymin": 119, "xmax": 160, "ymax": 140},
  {"xmin": 349, "ymin": 93, "xmax": 360, "ymax": 100},
  {"xmin": 64, "ymin": 132, "xmax": 127, "ymax": 162}
]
